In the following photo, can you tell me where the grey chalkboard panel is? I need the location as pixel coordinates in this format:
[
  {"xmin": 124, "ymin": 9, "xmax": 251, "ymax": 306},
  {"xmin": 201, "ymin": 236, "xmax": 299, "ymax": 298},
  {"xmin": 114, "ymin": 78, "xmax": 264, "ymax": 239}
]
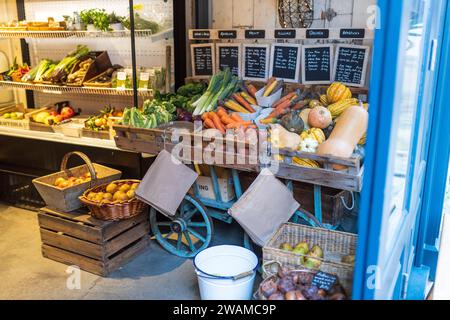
[
  {"xmin": 333, "ymin": 45, "xmax": 370, "ymax": 87},
  {"xmin": 302, "ymin": 45, "xmax": 333, "ymax": 85},
  {"xmin": 191, "ymin": 44, "xmax": 215, "ymax": 78},
  {"xmin": 243, "ymin": 44, "xmax": 270, "ymax": 81},
  {"xmin": 216, "ymin": 43, "xmax": 241, "ymax": 77},
  {"xmin": 269, "ymin": 44, "xmax": 301, "ymax": 83}
]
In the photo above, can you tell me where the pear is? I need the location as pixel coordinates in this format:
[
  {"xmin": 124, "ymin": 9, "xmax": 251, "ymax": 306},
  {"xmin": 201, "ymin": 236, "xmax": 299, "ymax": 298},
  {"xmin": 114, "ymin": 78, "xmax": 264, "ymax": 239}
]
[
  {"xmin": 303, "ymin": 257, "xmax": 322, "ymax": 270},
  {"xmin": 341, "ymin": 255, "xmax": 356, "ymax": 265},
  {"xmin": 279, "ymin": 243, "xmax": 294, "ymax": 252},
  {"xmin": 292, "ymin": 242, "xmax": 309, "ymax": 255},
  {"xmin": 309, "ymin": 245, "xmax": 324, "ymax": 259}
]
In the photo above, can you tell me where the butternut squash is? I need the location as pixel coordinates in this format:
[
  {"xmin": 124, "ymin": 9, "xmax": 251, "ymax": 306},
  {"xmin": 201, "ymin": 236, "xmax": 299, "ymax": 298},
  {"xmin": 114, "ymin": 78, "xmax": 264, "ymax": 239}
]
[
  {"xmin": 317, "ymin": 106, "xmax": 368, "ymax": 170},
  {"xmin": 270, "ymin": 124, "xmax": 301, "ymax": 152}
]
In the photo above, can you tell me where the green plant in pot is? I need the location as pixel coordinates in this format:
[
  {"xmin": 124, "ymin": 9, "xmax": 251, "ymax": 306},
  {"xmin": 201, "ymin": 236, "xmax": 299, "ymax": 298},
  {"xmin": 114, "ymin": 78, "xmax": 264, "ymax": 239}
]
[
  {"xmin": 109, "ymin": 12, "xmax": 124, "ymax": 31},
  {"xmin": 80, "ymin": 9, "xmax": 110, "ymax": 32}
]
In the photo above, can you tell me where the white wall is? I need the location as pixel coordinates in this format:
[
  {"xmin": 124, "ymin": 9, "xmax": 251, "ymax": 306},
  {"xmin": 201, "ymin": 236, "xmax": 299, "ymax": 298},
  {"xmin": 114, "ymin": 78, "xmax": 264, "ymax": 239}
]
[{"xmin": 211, "ymin": 0, "xmax": 376, "ymax": 29}]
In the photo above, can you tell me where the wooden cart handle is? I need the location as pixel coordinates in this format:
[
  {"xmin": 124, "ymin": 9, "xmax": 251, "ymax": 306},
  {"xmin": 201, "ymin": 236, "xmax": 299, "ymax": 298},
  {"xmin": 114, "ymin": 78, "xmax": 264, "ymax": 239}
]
[{"xmin": 60, "ymin": 151, "xmax": 97, "ymax": 182}]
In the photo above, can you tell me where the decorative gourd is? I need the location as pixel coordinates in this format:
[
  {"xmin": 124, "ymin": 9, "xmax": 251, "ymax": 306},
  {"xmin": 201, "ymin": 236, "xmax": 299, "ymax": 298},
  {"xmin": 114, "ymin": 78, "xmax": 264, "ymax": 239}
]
[
  {"xmin": 328, "ymin": 98, "xmax": 359, "ymax": 119},
  {"xmin": 319, "ymin": 94, "xmax": 329, "ymax": 107},
  {"xmin": 280, "ymin": 111, "xmax": 305, "ymax": 134},
  {"xmin": 308, "ymin": 106, "xmax": 333, "ymax": 129},
  {"xmin": 317, "ymin": 106, "xmax": 369, "ymax": 169},
  {"xmin": 301, "ymin": 128, "xmax": 326, "ymax": 144},
  {"xmin": 270, "ymin": 124, "xmax": 302, "ymax": 152},
  {"xmin": 300, "ymin": 138, "xmax": 319, "ymax": 153},
  {"xmin": 299, "ymin": 109, "xmax": 311, "ymax": 130},
  {"xmin": 327, "ymin": 82, "xmax": 352, "ymax": 104},
  {"xmin": 293, "ymin": 157, "xmax": 320, "ymax": 168},
  {"xmin": 309, "ymin": 100, "xmax": 323, "ymax": 108},
  {"xmin": 358, "ymin": 133, "xmax": 367, "ymax": 145}
]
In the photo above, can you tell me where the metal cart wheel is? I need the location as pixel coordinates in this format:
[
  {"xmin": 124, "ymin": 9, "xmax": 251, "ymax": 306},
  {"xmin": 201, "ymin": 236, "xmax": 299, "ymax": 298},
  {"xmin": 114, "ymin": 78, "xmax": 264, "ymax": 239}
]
[{"xmin": 150, "ymin": 194, "xmax": 214, "ymax": 258}]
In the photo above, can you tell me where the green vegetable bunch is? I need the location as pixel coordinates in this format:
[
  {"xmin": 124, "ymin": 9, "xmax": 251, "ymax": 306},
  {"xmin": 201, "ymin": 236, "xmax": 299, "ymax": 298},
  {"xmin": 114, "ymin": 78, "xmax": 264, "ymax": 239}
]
[
  {"xmin": 121, "ymin": 99, "xmax": 175, "ymax": 129},
  {"xmin": 80, "ymin": 9, "xmax": 110, "ymax": 31}
]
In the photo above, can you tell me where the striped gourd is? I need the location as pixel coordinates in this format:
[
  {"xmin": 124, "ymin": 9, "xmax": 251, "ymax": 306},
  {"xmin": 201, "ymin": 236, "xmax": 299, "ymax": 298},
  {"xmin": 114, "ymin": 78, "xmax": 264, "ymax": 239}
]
[
  {"xmin": 328, "ymin": 98, "xmax": 359, "ymax": 119},
  {"xmin": 358, "ymin": 133, "xmax": 367, "ymax": 145},
  {"xmin": 300, "ymin": 128, "xmax": 326, "ymax": 144},
  {"xmin": 327, "ymin": 82, "xmax": 352, "ymax": 104},
  {"xmin": 293, "ymin": 157, "xmax": 320, "ymax": 168},
  {"xmin": 319, "ymin": 94, "xmax": 329, "ymax": 106}
]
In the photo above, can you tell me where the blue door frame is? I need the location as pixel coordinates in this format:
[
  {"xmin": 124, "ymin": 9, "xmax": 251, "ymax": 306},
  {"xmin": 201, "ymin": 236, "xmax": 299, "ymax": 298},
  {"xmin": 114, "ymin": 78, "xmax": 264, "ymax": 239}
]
[
  {"xmin": 414, "ymin": 3, "xmax": 450, "ymax": 283},
  {"xmin": 353, "ymin": 0, "xmax": 449, "ymax": 300}
]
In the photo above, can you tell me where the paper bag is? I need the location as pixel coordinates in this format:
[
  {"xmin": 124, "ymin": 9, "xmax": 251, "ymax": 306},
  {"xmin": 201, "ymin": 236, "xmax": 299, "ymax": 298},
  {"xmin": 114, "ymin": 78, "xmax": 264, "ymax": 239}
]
[
  {"xmin": 228, "ymin": 169, "xmax": 300, "ymax": 246},
  {"xmin": 135, "ymin": 150, "xmax": 198, "ymax": 217}
]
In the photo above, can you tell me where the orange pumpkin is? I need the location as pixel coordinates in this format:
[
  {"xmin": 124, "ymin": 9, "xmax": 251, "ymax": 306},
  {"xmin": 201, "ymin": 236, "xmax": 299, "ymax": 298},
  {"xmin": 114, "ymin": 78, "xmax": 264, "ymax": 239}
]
[{"xmin": 308, "ymin": 106, "xmax": 332, "ymax": 129}]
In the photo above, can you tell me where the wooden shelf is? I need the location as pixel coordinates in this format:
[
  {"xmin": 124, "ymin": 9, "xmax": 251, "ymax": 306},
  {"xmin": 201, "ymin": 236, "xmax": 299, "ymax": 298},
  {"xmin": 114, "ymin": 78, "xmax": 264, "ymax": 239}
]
[{"xmin": 0, "ymin": 81, "xmax": 153, "ymax": 97}]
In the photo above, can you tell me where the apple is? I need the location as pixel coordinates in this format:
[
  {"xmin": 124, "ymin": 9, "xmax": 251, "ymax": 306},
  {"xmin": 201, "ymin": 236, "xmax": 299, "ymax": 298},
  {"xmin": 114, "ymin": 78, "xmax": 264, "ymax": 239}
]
[
  {"xmin": 54, "ymin": 115, "xmax": 64, "ymax": 123},
  {"xmin": 60, "ymin": 106, "xmax": 75, "ymax": 120},
  {"xmin": 49, "ymin": 110, "xmax": 58, "ymax": 117}
]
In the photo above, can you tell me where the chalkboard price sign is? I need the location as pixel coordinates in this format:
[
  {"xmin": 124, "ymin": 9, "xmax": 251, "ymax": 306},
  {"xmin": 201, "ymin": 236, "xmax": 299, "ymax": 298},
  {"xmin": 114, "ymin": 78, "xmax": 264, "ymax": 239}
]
[
  {"xmin": 217, "ymin": 43, "xmax": 241, "ymax": 77},
  {"xmin": 269, "ymin": 44, "xmax": 301, "ymax": 83},
  {"xmin": 245, "ymin": 30, "xmax": 266, "ymax": 39},
  {"xmin": 340, "ymin": 28, "xmax": 366, "ymax": 39},
  {"xmin": 306, "ymin": 29, "xmax": 330, "ymax": 39},
  {"xmin": 243, "ymin": 44, "xmax": 270, "ymax": 81},
  {"xmin": 312, "ymin": 272, "xmax": 338, "ymax": 291},
  {"xmin": 218, "ymin": 30, "xmax": 237, "ymax": 39},
  {"xmin": 191, "ymin": 44, "xmax": 215, "ymax": 78},
  {"xmin": 274, "ymin": 29, "xmax": 296, "ymax": 39},
  {"xmin": 192, "ymin": 30, "xmax": 211, "ymax": 39},
  {"xmin": 302, "ymin": 45, "xmax": 333, "ymax": 85},
  {"xmin": 333, "ymin": 45, "xmax": 370, "ymax": 87}
]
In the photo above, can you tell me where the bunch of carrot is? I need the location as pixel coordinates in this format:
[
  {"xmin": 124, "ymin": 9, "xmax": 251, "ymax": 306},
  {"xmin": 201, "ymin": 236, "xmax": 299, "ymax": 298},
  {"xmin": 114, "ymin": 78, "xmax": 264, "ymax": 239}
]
[
  {"xmin": 202, "ymin": 107, "xmax": 256, "ymax": 134},
  {"xmin": 223, "ymin": 89, "xmax": 258, "ymax": 114},
  {"xmin": 260, "ymin": 91, "xmax": 304, "ymax": 124}
]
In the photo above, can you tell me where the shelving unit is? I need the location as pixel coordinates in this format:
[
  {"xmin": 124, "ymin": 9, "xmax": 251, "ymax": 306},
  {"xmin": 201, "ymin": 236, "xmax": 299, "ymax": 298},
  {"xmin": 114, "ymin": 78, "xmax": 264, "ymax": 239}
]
[
  {"xmin": 0, "ymin": 28, "xmax": 173, "ymax": 41},
  {"xmin": 0, "ymin": 81, "xmax": 153, "ymax": 97}
]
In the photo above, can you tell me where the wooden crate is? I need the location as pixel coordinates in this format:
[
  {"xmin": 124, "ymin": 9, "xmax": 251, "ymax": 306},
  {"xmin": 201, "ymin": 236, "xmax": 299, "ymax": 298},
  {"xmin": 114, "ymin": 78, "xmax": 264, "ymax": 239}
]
[
  {"xmin": 114, "ymin": 124, "xmax": 261, "ymax": 172},
  {"xmin": 38, "ymin": 207, "xmax": 150, "ymax": 276}
]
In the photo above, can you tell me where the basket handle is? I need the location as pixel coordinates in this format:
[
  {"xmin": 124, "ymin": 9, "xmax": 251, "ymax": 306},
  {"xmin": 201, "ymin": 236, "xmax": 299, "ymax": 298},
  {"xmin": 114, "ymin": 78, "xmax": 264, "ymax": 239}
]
[
  {"xmin": 60, "ymin": 151, "xmax": 97, "ymax": 182},
  {"xmin": 261, "ymin": 260, "xmax": 282, "ymax": 278}
]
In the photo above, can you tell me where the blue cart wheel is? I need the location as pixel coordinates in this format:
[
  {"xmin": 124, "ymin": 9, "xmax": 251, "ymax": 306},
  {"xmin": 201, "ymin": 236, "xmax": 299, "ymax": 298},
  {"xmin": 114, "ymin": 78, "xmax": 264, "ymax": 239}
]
[{"xmin": 150, "ymin": 194, "xmax": 213, "ymax": 258}]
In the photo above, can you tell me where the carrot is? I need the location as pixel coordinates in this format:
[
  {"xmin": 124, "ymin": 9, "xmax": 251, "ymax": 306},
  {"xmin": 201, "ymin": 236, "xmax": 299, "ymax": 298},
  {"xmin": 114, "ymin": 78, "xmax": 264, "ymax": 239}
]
[
  {"xmin": 201, "ymin": 113, "xmax": 210, "ymax": 121},
  {"xmin": 246, "ymin": 84, "xmax": 258, "ymax": 98},
  {"xmin": 210, "ymin": 112, "xmax": 226, "ymax": 134},
  {"xmin": 231, "ymin": 113, "xmax": 244, "ymax": 123},
  {"xmin": 266, "ymin": 77, "xmax": 277, "ymax": 87},
  {"xmin": 272, "ymin": 92, "xmax": 297, "ymax": 109},
  {"xmin": 263, "ymin": 80, "xmax": 278, "ymax": 97},
  {"xmin": 240, "ymin": 92, "xmax": 257, "ymax": 105},
  {"xmin": 233, "ymin": 93, "xmax": 255, "ymax": 113},
  {"xmin": 260, "ymin": 117, "xmax": 278, "ymax": 125},
  {"xmin": 221, "ymin": 114, "xmax": 236, "ymax": 125},
  {"xmin": 226, "ymin": 121, "xmax": 252, "ymax": 129},
  {"xmin": 224, "ymin": 100, "xmax": 249, "ymax": 113},
  {"xmin": 217, "ymin": 107, "xmax": 228, "ymax": 118},
  {"xmin": 204, "ymin": 118, "xmax": 216, "ymax": 129}
]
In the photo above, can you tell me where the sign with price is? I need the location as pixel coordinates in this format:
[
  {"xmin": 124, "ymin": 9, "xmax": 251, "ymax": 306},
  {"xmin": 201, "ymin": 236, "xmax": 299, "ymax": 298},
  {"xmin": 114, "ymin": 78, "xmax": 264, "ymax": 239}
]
[
  {"xmin": 243, "ymin": 44, "xmax": 270, "ymax": 81},
  {"xmin": 333, "ymin": 45, "xmax": 370, "ymax": 87},
  {"xmin": 191, "ymin": 44, "xmax": 215, "ymax": 78},
  {"xmin": 302, "ymin": 45, "xmax": 333, "ymax": 85},
  {"xmin": 216, "ymin": 43, "xmax": 242, "ymax": 77},
  {"xmin": 269, "ymin": 43, "xmax": 301, "ymax": 83}
]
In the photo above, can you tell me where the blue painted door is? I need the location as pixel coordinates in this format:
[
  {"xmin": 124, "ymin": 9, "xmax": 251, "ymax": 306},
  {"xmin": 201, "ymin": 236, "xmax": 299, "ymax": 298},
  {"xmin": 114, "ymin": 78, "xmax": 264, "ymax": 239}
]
[{"xmin": 353, "ymin": 0, "xmax": 448, "ymax": 300}]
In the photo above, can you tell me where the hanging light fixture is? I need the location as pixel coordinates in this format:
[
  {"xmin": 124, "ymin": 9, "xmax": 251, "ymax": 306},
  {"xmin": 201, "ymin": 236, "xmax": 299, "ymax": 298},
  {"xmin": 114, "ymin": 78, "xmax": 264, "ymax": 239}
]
[{"xmin": 278, "ymin": 0, "xmax": 314, "ymax": 28}]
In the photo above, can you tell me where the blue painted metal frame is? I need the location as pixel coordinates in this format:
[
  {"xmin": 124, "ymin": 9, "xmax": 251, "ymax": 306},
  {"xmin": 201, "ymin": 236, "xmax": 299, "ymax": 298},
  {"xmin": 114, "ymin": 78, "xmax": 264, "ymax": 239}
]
[
  {"xmin": 352, "ymin": 0, "xmax": 409, "ymax": 300},
  {"xmin": 414, "ymin": 0, "xmax": 450, "ymax": 281}
]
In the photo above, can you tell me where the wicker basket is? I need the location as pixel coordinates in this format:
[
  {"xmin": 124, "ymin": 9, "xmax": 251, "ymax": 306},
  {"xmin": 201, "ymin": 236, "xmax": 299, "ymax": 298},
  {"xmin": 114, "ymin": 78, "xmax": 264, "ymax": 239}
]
[
  {"xmin": 80, "ymin": 180, "xmax": 148, "ymax": 221},
  {"xmin": 263, "ymin": 223, "xmax": 357, "ymax": 296},
  {"xmin": 32, "ymin": 151, "xmax": 122, "ymax": 212},
  {"xmin": 256, "ymin": 263, "xmax": 348, "ymax": 300}
]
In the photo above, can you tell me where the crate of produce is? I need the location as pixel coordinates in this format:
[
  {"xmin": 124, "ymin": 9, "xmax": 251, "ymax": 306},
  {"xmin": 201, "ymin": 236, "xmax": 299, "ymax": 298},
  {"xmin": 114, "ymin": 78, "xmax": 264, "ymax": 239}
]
[
  {"xmin": 38, "ymin": 207, "xmax": 149, "ymax": 276},
  {"xmin": 256, "ymin": 265, "xmax": 348, "ymax": 300},
  {"xmin": 263, "ymin": 223, "xmax": 357, "ymax": 296},
  {"xmin": 27, "ymin": 102, "xmax": 78, "ymax": 133},
  {"xmin": 32, "ymin": 151, "xmax": 122, "ymax": 212},
  {"xmin": 66, "ymin": 51, "xmax": 112, "ymax": 87},
  {"xmin": 79, "ymin": 179, "xmax": 147, "ymax": 221},
  {"xmin": 0, "ymin": 104, "xmax": 30, "ymax": 130},
  {"xmin": 82, "ymin": 106, "xmax": 123, "ymax": 140}
]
